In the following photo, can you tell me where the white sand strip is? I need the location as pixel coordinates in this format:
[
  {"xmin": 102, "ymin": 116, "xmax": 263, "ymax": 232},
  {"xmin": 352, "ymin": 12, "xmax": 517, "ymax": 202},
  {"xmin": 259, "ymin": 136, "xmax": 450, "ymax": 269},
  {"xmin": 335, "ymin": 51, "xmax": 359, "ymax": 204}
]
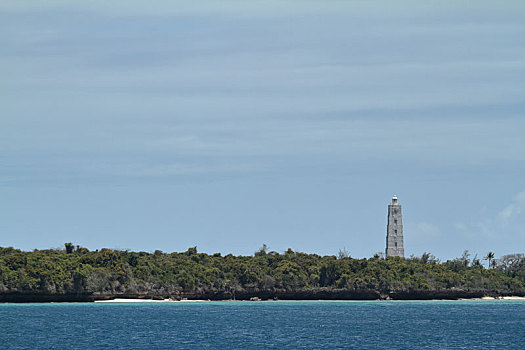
[{"xmin": 94, "ymin": 298, "xmax": 211, "ymax": 303}]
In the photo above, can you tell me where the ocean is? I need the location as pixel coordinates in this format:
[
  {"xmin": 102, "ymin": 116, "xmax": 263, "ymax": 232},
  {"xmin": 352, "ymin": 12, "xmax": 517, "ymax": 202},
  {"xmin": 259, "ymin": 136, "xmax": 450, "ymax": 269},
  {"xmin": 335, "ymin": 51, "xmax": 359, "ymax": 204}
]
[{"xmin": 1, "ymin": 300, "xmax": 523, "ymax": 349}]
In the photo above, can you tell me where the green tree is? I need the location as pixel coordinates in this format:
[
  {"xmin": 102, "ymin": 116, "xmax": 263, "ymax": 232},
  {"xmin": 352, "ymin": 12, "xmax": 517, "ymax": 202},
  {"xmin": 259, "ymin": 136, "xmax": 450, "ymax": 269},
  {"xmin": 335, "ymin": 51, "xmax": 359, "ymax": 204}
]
[
  {"xmin": 484, "ymin": 252, "xmax": 495, "ymax": 269},
  {"xmin": 64, "ymin": 243, "xmax": 74, "ymax": 254},
  {"xmin": 254, "ymin": 244, "xmax": 268, "ymax": 257}
]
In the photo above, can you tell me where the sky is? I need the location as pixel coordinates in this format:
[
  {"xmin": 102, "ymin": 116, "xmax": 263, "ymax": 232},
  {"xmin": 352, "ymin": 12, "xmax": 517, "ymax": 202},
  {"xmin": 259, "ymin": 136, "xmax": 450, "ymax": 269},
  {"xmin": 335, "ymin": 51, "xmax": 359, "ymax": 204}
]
[{"xmin": 1, "ymin": 0, "xmax": 524, "ymax": 260}]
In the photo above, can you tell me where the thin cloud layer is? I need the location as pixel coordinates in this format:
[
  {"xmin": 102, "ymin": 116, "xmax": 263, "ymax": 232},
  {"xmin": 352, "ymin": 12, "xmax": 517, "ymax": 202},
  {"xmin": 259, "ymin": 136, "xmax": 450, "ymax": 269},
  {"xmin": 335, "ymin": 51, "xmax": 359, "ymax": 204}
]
[{"xmin": 1, "ymin": 1, "xmax": 524, "ymax": 258}]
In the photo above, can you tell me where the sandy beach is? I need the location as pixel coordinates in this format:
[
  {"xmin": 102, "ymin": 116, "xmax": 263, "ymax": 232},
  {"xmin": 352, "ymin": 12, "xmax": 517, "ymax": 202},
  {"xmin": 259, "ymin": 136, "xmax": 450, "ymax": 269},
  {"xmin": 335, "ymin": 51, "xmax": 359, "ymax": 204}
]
[
  {"xmin": 455, "ymin": 296, "xmax": 525, "ymax": 301},
  {"xmin": 94, "ymin": 298, "xmax": 210, "ymax": 303}
]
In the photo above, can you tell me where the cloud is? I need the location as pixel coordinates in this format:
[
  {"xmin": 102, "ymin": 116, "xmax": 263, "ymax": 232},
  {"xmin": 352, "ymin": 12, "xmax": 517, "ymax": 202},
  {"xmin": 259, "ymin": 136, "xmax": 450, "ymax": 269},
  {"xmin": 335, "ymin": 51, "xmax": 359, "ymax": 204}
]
[
  {"xmin": 457, "ymin": 190, "xmax": 525, "ymax": 239},
  {"xmin": 497, "ymin": 190, "xmax": 525, "ymax": 225},
  {"xmin": 1, "ymin": 0, "xmax": 525, "ymax": 185}
]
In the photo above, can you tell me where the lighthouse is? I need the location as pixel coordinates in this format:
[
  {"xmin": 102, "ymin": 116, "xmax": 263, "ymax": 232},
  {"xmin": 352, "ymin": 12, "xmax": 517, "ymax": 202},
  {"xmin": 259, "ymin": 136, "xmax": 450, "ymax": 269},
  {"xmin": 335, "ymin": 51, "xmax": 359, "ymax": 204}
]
[{"xmin": 386, "ymin": 195, "xmax": 404, "ymax": 258}]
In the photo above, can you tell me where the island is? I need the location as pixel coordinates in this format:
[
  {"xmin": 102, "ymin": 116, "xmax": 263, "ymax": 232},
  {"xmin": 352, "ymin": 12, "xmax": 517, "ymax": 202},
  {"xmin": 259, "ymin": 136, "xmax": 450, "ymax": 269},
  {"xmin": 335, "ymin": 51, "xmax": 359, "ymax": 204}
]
[{"xmin": 0, "ymin": 244, "xmax": 523, "ymax": 302}]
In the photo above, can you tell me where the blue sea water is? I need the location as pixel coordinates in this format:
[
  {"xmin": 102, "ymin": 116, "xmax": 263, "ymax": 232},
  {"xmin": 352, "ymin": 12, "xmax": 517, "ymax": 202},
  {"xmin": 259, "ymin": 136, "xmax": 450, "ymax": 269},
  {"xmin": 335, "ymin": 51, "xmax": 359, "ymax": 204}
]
[{"xmin": 0, "ymin": 300, "xmax": 524, "ymax": 349}]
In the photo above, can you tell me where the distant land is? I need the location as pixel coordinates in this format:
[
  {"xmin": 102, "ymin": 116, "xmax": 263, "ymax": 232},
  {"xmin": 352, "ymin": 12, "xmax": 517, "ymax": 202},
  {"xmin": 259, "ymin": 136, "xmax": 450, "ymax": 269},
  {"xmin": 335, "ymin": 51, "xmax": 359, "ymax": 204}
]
[{"xmin": 0, "ymin": 244, "xmax": 524, "ymax": 302}]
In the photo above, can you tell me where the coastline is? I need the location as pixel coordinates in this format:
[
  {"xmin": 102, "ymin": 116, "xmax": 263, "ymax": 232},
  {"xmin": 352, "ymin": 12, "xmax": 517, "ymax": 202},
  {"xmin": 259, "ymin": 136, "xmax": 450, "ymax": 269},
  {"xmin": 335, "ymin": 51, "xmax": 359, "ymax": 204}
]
[
  {"xmin": 1, "ymin": 295, "xmax": 524, "ymax": 304},
  {"xmin": 94, "ymin": 296, "xmax": 525, "ymax": 303},
  {"xmin": 2, "ymin": 290, "xmax": 525, "ymax": 303}
]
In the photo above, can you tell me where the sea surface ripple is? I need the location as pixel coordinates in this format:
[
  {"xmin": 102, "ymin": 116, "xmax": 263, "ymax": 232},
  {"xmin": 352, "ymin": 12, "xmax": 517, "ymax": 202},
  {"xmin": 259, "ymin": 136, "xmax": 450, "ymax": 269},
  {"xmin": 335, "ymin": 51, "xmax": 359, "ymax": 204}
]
[{"xmin": 1, "ymin": 300, "xmax": 524, "ymax": 349}]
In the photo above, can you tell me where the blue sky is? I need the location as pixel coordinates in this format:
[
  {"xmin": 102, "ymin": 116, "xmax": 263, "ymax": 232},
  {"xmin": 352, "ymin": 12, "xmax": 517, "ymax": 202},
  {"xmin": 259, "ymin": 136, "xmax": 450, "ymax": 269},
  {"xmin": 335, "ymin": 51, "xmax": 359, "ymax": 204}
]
[{"xmin": 1, "ymin": 0, "xmax": 524, "ymax": 260}]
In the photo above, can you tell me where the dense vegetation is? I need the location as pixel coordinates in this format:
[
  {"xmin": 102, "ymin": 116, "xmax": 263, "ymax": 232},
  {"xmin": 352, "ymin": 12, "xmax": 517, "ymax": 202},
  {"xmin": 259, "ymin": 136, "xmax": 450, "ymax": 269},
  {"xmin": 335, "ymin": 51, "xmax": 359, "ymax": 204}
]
[{"xmin": 0, "ymin": 244, "xmax": 524, "ymax": 301}]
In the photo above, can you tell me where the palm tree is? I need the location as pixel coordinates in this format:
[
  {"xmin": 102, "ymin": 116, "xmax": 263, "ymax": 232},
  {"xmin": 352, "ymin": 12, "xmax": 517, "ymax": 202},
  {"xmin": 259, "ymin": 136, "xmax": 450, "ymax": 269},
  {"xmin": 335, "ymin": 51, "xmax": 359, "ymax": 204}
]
[{"xmin": 484, "ymin": 252, "xmax": 495, "ymax": 269}]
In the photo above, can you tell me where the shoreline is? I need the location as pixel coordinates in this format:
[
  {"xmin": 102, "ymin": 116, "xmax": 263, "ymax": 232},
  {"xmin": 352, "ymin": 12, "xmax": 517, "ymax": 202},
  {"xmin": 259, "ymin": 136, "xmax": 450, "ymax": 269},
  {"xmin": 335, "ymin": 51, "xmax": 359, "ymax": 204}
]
[
  {"xmin": 92, "ymin": 296, "xmax": 525, "ymax": 303},
  {"xmin": 1, "ymin": 297, "xmax": 524, "ymax": 304},
  {"xmin": 2, "ymin": 291, "xmax": 525, "ymax": 304}
]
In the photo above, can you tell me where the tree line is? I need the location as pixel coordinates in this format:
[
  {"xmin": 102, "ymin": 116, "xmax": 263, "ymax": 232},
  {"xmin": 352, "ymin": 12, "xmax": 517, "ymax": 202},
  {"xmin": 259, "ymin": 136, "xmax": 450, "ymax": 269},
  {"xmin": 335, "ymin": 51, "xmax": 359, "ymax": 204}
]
[{"xmin": 0, "ymin": 244, "xmax": 523, "ymax": 300}]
